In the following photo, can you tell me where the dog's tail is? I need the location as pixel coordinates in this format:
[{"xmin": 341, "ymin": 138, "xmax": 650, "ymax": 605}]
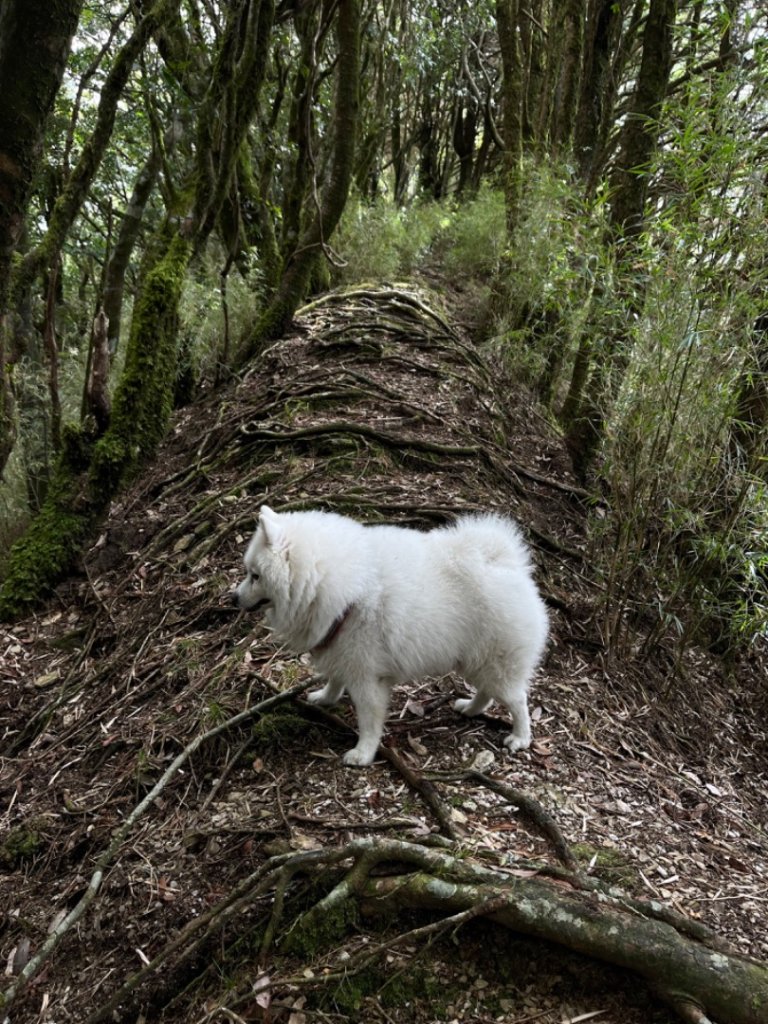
[{"xmin": 453, "ymin": 514, "xmax": 532, "ymax": 571}]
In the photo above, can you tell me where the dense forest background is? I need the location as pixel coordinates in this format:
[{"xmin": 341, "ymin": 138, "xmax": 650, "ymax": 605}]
[
  {"xmin": 1, "ymin": 0, "xmax": 767, "ymax": 648},
  {"xmin": 3, "ymin": 4, "xmax": 768, "ymax": 1022}
]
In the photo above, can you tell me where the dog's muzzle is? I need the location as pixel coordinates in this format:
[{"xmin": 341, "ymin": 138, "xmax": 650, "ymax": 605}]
[{"xmin": 230, "ymin": 590, "xmax": 270, "ymax": 612}]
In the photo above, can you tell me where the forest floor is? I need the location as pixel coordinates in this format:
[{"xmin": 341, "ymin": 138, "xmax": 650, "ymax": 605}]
[{"xmin": 1, "ymin": 282, "xmax": 767, "ymax": 1024}]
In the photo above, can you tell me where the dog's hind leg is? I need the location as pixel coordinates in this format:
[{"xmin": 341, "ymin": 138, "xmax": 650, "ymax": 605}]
[
  {"xmin": 500, "ymin": 683, "xmax": 532, "ymax": 753},
  {"xmin": 464, "ymin": 659, "xmax": 533, "ymax": 754},
  {"xmin": 343, "ymin": 678, "xmax": 391, "ymax": 767},
  {"xmin": 307, "ymin": 677, "xmax": 346, "ymax": 706}
]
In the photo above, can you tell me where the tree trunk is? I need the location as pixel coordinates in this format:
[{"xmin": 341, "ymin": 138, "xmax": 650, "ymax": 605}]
[
  {"xmin": 280, "ymin": 0, "xmax": 323, "ymax": 258},
  {"xmin": 0, "ymin": 0, "xmax": 83, "ymax": 478},
  {"xmin": 101, "ymin": 141, "xmax": 164, "ymax": 357},
  {"xmin": 241, "ymin": 0, "xmax": 360, "ymax": 359},
  {"xmin": 0, "ymin": 0, "xmax": 82, "ymax": 312},
  {"xmin": 551, "ymin": 0, "xmax": 584, "ymax": 156},
  {"xmin": 608, "ymin": 0, "xmax": 678, "ymax": 241},
  {"xmin": 193, "ymin": 0, "xmax": 276, "ymax": 252},
  {"xmin": 495, "ymin": 0, "xmax": 523, "ymax": 231},
  {"xmin": 452, "ymin": 86, "xmax": 478, "ymax": 196},
  {"xmin": 565, "ymin": 0, "xmax": 678, "ymax": 477},
  {"xmin": 574, "ymin": 0, "xmax": 647, "ymax": 193}
]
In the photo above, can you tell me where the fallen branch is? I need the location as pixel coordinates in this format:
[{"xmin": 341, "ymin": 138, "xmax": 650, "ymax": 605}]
[
  {"xmin": 433, "ymin": 769, "xmax": 582, "ymax": 872},
  {"xmin": 0, "ymin": 678, "xmax": 318, "ymax": 1015}
]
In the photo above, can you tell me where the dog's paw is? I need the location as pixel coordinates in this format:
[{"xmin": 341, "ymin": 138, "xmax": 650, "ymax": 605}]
[
  {"xmin": 453, "ymin": 697, "xmax": 475, "ymax": 716},
  {"xmin": 503, "ymin": 734, "xmax": 531, "ymax": 754},
  {"xmin": 342, "ymin": 747, "xmax": 375, "ymax": 767},
  {"xmin": 307, "ymin": 686, "xmax": 337, "ymax": 706}
]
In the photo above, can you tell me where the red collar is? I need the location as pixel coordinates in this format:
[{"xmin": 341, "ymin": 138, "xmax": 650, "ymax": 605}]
[{"xmin": 311, "ymin": 606, "xmax": 353, "ymax": 654}]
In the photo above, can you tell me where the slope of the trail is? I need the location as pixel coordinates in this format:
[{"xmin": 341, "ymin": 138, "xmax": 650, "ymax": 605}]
[{"xmin": 1, "ymin": 284, "xmax": 766, "ymax": 1024}]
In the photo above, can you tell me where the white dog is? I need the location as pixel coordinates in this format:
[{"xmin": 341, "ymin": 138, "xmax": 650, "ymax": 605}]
[{"xmin": 234, "ymin": 506, "xmax": 548, "ymax": 766}]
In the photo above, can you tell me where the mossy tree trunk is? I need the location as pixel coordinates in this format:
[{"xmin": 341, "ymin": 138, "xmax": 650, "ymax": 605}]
[
  {"xmin": 0, "ymin": 0, "xmax": 84, "ymax": 478},
  {"xmin": 240, "ymin": 0, "xmax": 361, "ymax": 361},
  {"xmin": 89, "ymin": 231, "xmax": 193, "ymax": 496},
  {"xmin": 494, "ymin": 0, "xmax": 524, "ymax": 232},
  {"xmin": 0, "ymin": 0, "xmax": 277, "ymax": 620},
  {"xmin": 101, "ymin": 141, "xmax": 164, "ymax": 358}
]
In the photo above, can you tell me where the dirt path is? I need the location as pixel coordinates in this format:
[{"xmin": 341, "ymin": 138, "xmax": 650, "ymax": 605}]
[{"xmin": 1, "ymin": 285, "xmax": 766, "ymax": 1024}]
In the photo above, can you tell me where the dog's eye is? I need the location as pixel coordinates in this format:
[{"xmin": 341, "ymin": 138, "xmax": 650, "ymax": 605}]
[{"xmin": 249, "ymin": 572, "xmax": 260, "ymax": 582}]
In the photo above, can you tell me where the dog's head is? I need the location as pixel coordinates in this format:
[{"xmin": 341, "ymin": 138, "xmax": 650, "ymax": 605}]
[{"xmin": 232, "ymin": 505, "xmax": 290, "ymax": 613}]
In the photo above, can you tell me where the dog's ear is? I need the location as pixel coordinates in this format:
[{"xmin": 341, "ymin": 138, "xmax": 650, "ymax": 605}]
[{"xmin": 259, "ymin": 506, "xmax": 286, "ymax": 551}]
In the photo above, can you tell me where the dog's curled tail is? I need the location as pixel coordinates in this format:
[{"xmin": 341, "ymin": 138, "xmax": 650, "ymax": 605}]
[{"xmin": 453, "ymin": 514, "xmax": 533, "ymax": 572}]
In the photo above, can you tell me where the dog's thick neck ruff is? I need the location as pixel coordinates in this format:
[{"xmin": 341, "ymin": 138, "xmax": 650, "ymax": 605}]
[{"xmin": 311, "ymin": 605, "xmax": 353, "ymax": 654}]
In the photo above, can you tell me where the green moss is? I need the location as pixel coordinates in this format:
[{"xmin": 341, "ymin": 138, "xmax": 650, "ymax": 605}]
[
  {"xmin": 91, "ymin": 232, "xmax": 192, "ymax": 495},
  {"xmin": 572, "ymin": 843, "xmax": 637, "ymax": 887},
  {"xmin": 283, "ymin": 895, "xmax": 359, "ymax": 958},
  {"xmin": 0, "ymin": 826, "xmax": 42, "ymax": 869},
  {"xmin": 308, "ymin": 960, "xmax": 446, "ymax": 1016},
  {"xmin": 0, "ymin": 439, "xmax": 94, "ymax": 619},
  {"xmin": 89, "ymin": 433, "xmax": 131, "ymax": 498},
  {"xmin": 248, "ymin": 707, "xmax": 322, "ymax": 752}
]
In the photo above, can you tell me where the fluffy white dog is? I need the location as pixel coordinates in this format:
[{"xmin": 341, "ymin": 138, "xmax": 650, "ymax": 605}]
[{"xmin": 234, "ymin": 506, "xmax": 548, "ymax": 766}]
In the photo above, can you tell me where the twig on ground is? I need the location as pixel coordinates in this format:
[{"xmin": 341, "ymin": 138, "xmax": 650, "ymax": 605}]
[{"xmin": 1, "ymin": 678, "xmax": 318, "ymax": 1016}]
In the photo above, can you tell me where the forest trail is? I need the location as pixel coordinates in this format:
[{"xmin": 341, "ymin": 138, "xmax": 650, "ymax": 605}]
[{"xmin": 1, "ymin": 284, "xmax": 767, "ymax": 1024}]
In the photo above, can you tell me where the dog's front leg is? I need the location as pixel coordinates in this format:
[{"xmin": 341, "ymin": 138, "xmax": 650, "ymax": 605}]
[{"xmin": 343, "ymin": 678, "xmax": 390, "ymax": 766}]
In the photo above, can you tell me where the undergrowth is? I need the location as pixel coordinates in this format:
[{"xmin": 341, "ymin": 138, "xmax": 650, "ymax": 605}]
[
  {"xmin": 330, "ymin": 172, "xmax": 768, "ymax": 657},
  {"xmin": 3, "ymin": 163, "xmax": 766, "ymax": 652}
]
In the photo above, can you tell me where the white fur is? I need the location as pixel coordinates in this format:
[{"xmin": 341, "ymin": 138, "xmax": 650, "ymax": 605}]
[{"xmin": 234, "ymin": 506, "xmax": 548, "ymax": 766}]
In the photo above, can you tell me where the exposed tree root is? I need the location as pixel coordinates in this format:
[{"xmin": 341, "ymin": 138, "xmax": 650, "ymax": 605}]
[
  {"xmin": 238, "ymin": 419, "xmax": 481, "ymax": 459},
  {"xmin": 82, "ymin": 835, "xmax": 768, "ymax": 1024},
  {"xmin": 2, "ymin": 283, "xmax": 643, "ymax": 1024}
]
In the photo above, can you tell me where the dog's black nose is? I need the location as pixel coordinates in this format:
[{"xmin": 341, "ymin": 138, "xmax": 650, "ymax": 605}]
[{"xmin": 229, "ymin": 591, "xmax": 241, "ymax": 607}]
